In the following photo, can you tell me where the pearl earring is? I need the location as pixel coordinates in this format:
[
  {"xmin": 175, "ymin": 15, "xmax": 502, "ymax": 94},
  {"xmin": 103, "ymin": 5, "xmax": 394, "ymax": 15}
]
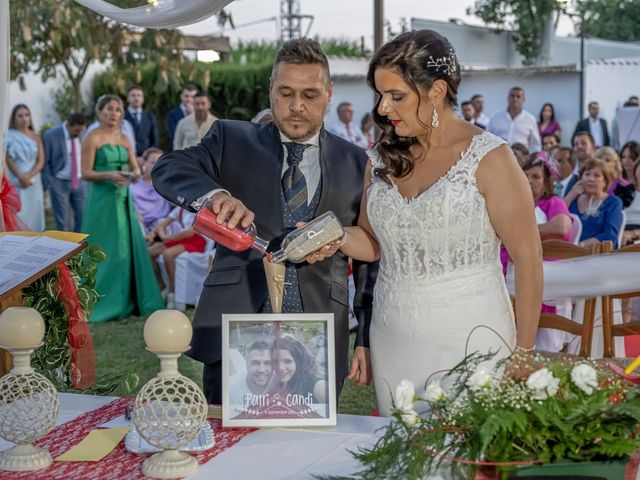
[{"xmin": 431, "ymin": 102, "xmax": 439, "ymax": 128}]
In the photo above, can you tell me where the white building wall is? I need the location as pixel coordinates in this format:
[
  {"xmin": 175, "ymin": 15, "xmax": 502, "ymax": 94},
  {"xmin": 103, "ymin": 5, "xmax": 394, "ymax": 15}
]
[
  {"xmin": 8, "ymin": 61, "xmax": 109, "ymax": 129},
  {"xmin": 584, "ymin": 60, "xmax": 640, "ymax": 123}
]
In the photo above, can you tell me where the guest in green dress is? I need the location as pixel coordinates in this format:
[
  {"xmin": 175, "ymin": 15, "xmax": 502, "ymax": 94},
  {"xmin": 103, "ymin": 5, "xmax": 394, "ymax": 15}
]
[{"xmin": 81, "ymin": 95, "xmax": 164, "ymax": 322}]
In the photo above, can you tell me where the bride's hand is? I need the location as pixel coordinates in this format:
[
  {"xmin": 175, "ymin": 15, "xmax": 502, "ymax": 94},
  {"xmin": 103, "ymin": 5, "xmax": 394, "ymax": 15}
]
[
  {"xmin": 305, "ymin": 239, "xmax": 343, "ymax": 264},
  {"xmin": 296, "ymin": 222, "xmax": 346, "ymax": 264},
  {"xmin": 348, "ymin": 346, "xmax": 372, "ymax": 386}
]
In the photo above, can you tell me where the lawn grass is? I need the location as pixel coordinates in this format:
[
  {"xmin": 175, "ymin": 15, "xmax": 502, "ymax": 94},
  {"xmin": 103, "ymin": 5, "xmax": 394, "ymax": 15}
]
[{"xmin": 89, "ymin": 310, "xmax": 377, "ymax": 415}]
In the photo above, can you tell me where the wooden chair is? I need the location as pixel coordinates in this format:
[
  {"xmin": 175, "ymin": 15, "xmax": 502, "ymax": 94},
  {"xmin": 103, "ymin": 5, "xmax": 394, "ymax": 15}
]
[
  {"xmin": 600, "ymin": 242, "xmax": 640, "ymax": 357},
  {"xmin": 512, "ymin": 239, "xmax": 602, "ymax": 357}
]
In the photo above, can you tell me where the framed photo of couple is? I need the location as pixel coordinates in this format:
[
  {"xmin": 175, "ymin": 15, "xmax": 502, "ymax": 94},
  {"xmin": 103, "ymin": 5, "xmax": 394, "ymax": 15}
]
[{"xmin": 221, "ymin": 313, "xmax": 337, "ymax": 427}]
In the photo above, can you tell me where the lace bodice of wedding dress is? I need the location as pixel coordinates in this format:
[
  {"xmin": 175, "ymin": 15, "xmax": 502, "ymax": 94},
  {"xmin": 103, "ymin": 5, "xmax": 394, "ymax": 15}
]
[
  {"xmin": 366, "ymin": 131, "xmax": 516, "ymax": 417},
  {"xmin": 367, "ymin": 131, "xmax": 506, "ymax": 285}
]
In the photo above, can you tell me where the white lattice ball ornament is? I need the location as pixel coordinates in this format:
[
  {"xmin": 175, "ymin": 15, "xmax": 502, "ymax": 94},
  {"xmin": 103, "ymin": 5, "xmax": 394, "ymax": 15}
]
[
  {"xmin": 135, "ymin": 310, "xmax": 209, "ymax": 478},
  {"xmin": 134, "ymin": 376, "xmax": 207, "ymax": 450},
  {"xmin": 0, "ymin": 373, "xmax": 59, "ymax": 445}
]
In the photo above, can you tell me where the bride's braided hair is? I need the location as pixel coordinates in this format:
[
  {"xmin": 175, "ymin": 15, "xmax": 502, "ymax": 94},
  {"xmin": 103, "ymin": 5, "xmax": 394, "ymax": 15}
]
[{"xmin": 367, "ymin": 30, "xmax": 461, "ymax": 184}]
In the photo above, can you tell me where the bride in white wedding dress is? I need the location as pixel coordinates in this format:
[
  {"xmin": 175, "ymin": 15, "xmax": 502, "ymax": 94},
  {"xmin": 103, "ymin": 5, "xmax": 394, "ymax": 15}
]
[{"xmin": 315, "ymin": 29, "xmax": 543, "ymax": 416}]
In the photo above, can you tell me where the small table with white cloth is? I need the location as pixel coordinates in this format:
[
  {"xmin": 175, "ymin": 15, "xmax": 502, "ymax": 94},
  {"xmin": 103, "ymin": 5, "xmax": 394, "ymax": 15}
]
[
  {"xmin": 0, "ymin": 393, "xmax": 389, "ymax": 480},
  {"xmin": 506, "ymin": 252, "xmax": 640, "ymax": 357}
]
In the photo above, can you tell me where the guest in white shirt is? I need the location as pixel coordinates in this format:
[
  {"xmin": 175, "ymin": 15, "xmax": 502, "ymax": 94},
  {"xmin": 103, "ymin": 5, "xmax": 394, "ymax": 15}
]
[
  {"xmin": 328, "ymin": 102, "xmax": 368, "ymax": 149},
  {"xmin": 488, "ymin": 87, "xmax": 542, "ymax": 152},
  {"xmin": 471, "ymin": 94, "xmax": 490, "ymax": 128}
]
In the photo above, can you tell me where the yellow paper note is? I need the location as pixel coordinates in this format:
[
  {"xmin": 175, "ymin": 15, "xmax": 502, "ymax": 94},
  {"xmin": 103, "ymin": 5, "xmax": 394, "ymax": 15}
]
[
  {"xmin": 55, "ymin": 427, "xmax": 130, "ymax": 462},
  {"xmin": 0, "ymin": 231, "xmax": 87, "ymax": 242}
]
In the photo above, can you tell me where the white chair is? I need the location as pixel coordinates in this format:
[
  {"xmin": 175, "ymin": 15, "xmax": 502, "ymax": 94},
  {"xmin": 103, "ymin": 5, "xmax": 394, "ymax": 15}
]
[
  {"xmin": 569, "ymin": 214, "xmax": 582, "ymax": 245},
  {"xmin": 618, "ymin": 210, "xmax": 627, "ymax": 249},
  {"xmin": 157, "ymin": 238, "xmax": 216, "ymax": 311}
]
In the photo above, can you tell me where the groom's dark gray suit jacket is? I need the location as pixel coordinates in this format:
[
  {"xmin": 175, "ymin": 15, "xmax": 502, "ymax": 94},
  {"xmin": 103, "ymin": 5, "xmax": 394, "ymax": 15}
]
[{"xmin": 151, "ymin": 119, "xmax": 370, "ymax": 392}]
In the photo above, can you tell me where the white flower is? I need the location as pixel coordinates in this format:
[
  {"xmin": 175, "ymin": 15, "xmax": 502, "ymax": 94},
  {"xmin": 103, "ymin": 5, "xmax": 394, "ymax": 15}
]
[
  {"xmin": 526, "ymin": 368, "xmax": 560, "ymax": 400},
  {"xmin": 571, "ymin": 363, "xmax": 598, "ymax": 395},
  {"xmin": 467, "ymin": 368, "xmax": 493, "ymax": 392},
  {"xmin": 394, "ymin": 379, "xmax": 416, "ymax": 412},
  {"xmin": 401, "ymin": 410, "xmax": 419, "ymax": 426},
  {"xmin": 425, "ymin": 381, "xmax": 446, "ymax": 402}
]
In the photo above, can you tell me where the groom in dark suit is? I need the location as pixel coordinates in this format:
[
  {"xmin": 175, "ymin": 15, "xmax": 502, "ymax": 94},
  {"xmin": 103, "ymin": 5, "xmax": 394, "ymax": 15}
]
[{"xmin": 152, "ymin": 38, "xmax": 372, "ymax": 404}]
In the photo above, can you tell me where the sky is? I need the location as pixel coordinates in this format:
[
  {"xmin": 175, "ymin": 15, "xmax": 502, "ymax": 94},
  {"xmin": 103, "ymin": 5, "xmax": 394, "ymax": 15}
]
[{"xmin": 181, "ymin": 0, "xmax": 576, "ymax": 50}]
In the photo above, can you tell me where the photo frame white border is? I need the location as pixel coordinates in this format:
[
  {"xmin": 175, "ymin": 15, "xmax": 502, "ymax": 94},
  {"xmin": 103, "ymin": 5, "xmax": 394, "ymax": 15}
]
[{"xmin": 222, "ymin": 313, "xmax": 336, "ymax": 428}]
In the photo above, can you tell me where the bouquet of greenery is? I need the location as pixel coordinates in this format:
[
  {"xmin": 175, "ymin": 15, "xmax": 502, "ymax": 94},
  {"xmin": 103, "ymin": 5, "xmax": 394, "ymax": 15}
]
[{"xmin": 344, "ymin": 351, "xmax": 640, "ymax": 480}]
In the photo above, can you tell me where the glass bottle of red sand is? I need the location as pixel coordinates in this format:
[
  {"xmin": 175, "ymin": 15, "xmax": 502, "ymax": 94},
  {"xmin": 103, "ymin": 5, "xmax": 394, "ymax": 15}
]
[{"xmin": 193, "ymin": 209, "xmax": 344, "ymax": 263}]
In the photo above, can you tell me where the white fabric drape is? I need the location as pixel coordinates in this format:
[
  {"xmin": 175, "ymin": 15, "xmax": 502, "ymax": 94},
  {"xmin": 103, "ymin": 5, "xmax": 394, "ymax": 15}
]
[
  {"xmin": 506, "ymin": 252, "xmax": 640, "ymax": 301},
  {"xmin": 0, "ymin": 0, "xmax": 9, "ymax": 177},
  {"xmin": 73, "ymin": 0, "xmax": 233, "ymax": 28}
]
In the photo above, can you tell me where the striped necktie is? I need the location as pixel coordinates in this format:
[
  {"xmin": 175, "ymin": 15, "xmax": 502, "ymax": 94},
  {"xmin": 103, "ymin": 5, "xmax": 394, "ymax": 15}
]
[{"xmin": 282, "ymin": 142, "xmax": 310, "ymax": 219}]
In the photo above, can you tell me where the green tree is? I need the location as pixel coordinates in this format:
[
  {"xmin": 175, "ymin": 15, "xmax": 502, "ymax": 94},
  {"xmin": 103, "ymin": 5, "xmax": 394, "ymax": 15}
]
[
  {"xmin": 468, "ymin": 0, "xmax": 558, "ymax": 64},
  {"xmin": 10, "ymin": 0, "xmax": 186, "ymax": 112},
  {"xmin": 577, "ymin": 0, "xmax": 640, "ymax": 42}
]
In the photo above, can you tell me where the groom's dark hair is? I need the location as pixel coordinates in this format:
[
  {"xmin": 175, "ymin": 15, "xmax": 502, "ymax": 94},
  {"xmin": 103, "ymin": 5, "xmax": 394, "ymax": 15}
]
[{"xmin": 271, "ymin": 38, "xmax": 331, "ymax": 85}]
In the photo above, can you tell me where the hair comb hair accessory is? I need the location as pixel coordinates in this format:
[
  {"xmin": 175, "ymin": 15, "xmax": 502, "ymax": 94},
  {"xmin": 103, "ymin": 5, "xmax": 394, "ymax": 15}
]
[
  {"xmin": 533, "ymin": 151, "xmax": 560, "ymax": 181},
  {"xmin": 425, "ymin": 48, "xmax": 459, "ymax": 76}
]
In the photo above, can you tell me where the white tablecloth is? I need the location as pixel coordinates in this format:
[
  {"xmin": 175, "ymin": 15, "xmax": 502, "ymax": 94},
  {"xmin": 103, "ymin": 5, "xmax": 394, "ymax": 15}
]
[
  {"xmin": 506, "ymin": 253, "xmax": 640, "ymax": 357},
  {"xmin": 0, "ymin": 393, "xmax": 389, "ymax": 479}
]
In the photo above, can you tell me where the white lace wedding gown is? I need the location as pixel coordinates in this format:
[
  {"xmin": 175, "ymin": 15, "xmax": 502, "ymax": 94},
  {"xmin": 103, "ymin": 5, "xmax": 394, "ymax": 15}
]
[{"xmin": 367, "ymin": 131, "xmax": 517, "ymax": 416}]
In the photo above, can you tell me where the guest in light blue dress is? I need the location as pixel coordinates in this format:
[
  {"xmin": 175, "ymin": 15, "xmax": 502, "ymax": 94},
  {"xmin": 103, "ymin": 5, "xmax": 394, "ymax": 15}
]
[{"xmin": 5, "ymin": 104, "xmax": 45, "ymax": 231}]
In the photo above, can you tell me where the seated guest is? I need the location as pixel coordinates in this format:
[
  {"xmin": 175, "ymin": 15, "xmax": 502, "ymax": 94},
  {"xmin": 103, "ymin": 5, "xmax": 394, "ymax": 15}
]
[
  {"xmin": 538, "ymin": 102, "xmax": 561, "ymax": 139},
  {"xmin": 621, "ymin": 160, "xmax": 640, "ymax": 247},
  {"xmin": 620, "ymin": 141, "xmax": 640, "ymax": 186},
  {"xmin": 542, "ymin": 133, "xmax": 559, "ymax": 153},
  {"xmin": 510, "ymin": 142, "xmax": 529, "ymax": 167},
  {"xmin": 594, "ymin": 147, "xmax": 634, "ymax": 207},
  {"xmin": 501, "ymin": 151, "xmax": 572, "ymax": 272},
  {"xmin": 251, "ymin": 108, "xmax": 273, "ymax": 125},
  {"xmin": 566, "ymin": 158, "xmax": 623, "ymax": 248},
  {"xmin": 148, "ymin": 206, "xmax": 207, "ymax": 308},
  {"xmin": 522, "ymin": 151, "xmax": 573, "ymax": 351},
  {"xmin": 553, "ymin": 147, "xmax": 577, "ymax": 197},
  {"xmin": 361, "ymin": 112, "xmax": 376, "ymax": 148},
  {"xmin": 129, "ymin": 148, "xmax": 173, "ymax": 234}
]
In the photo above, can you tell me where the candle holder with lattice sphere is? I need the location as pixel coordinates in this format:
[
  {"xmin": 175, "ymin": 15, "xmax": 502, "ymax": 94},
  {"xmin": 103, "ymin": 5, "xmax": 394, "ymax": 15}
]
[
  {"xmin": 134, "ymin": 310, "xmax": 208, "ymax": 478},
  {"xmin": 0, "ymin": 308, "xmax": 59, "ymax": 472}
]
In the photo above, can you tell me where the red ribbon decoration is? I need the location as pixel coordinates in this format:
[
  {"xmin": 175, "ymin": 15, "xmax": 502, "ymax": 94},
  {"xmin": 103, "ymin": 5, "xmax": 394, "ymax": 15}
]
[
  {"xmin": 56, "ymin": 262, "xmax": 96, "ymax": 389},
  {"xmin": 0, "ymin": 175, "xmax": 28, "ymax": 232}
]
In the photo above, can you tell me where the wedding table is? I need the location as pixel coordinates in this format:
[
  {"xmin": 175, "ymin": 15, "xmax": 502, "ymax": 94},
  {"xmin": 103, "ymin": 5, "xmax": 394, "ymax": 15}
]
[{"xmin": 0, "ymin": 393, "xmax": 389, "ymax": 480}]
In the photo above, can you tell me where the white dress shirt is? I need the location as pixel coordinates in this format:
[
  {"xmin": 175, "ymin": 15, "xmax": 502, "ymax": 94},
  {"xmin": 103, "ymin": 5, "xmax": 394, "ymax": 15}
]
[
  {"xmin": 280, "ymin": 131, "xmax": 321, "ymax": 205},
  {"xmin": 589, "ymin": 117, "xmax": 605, "ymax": 147},
  {"xmin": 327, "ymin": 122, "xmax": 368, "ymax": 149},
  {"xmin": 55, "ymin": 122, "xmax": 82, "ymax": 182},
  {"xmin": 190, "ymin": 130, "xmax": 322, "ymax": 210},
  {"xmin": 488, "ymin": 109, "xmax": 542, "ymax": 152}
]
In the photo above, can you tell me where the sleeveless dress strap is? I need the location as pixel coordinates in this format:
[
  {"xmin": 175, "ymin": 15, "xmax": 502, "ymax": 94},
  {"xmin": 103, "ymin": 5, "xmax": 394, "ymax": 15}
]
[{"xmin": 455, "ymin": 132, "xmax": 507, "ymax": 186}]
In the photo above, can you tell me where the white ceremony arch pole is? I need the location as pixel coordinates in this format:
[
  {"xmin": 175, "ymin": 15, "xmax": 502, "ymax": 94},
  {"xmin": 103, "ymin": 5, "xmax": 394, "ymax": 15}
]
[{"xmin": 73, "ymin": 0, "xmax": 234, "ymax": 29}]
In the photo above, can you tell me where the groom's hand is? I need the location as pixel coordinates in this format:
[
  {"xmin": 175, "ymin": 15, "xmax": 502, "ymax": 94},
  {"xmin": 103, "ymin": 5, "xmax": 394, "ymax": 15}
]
[
  {"xmin": 207, "ymin": 192, "xmax": 255, "ymax": 229},
  {"xmin": 348, "ymin": 346, "xmax": 372, "ymax": 386}
]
